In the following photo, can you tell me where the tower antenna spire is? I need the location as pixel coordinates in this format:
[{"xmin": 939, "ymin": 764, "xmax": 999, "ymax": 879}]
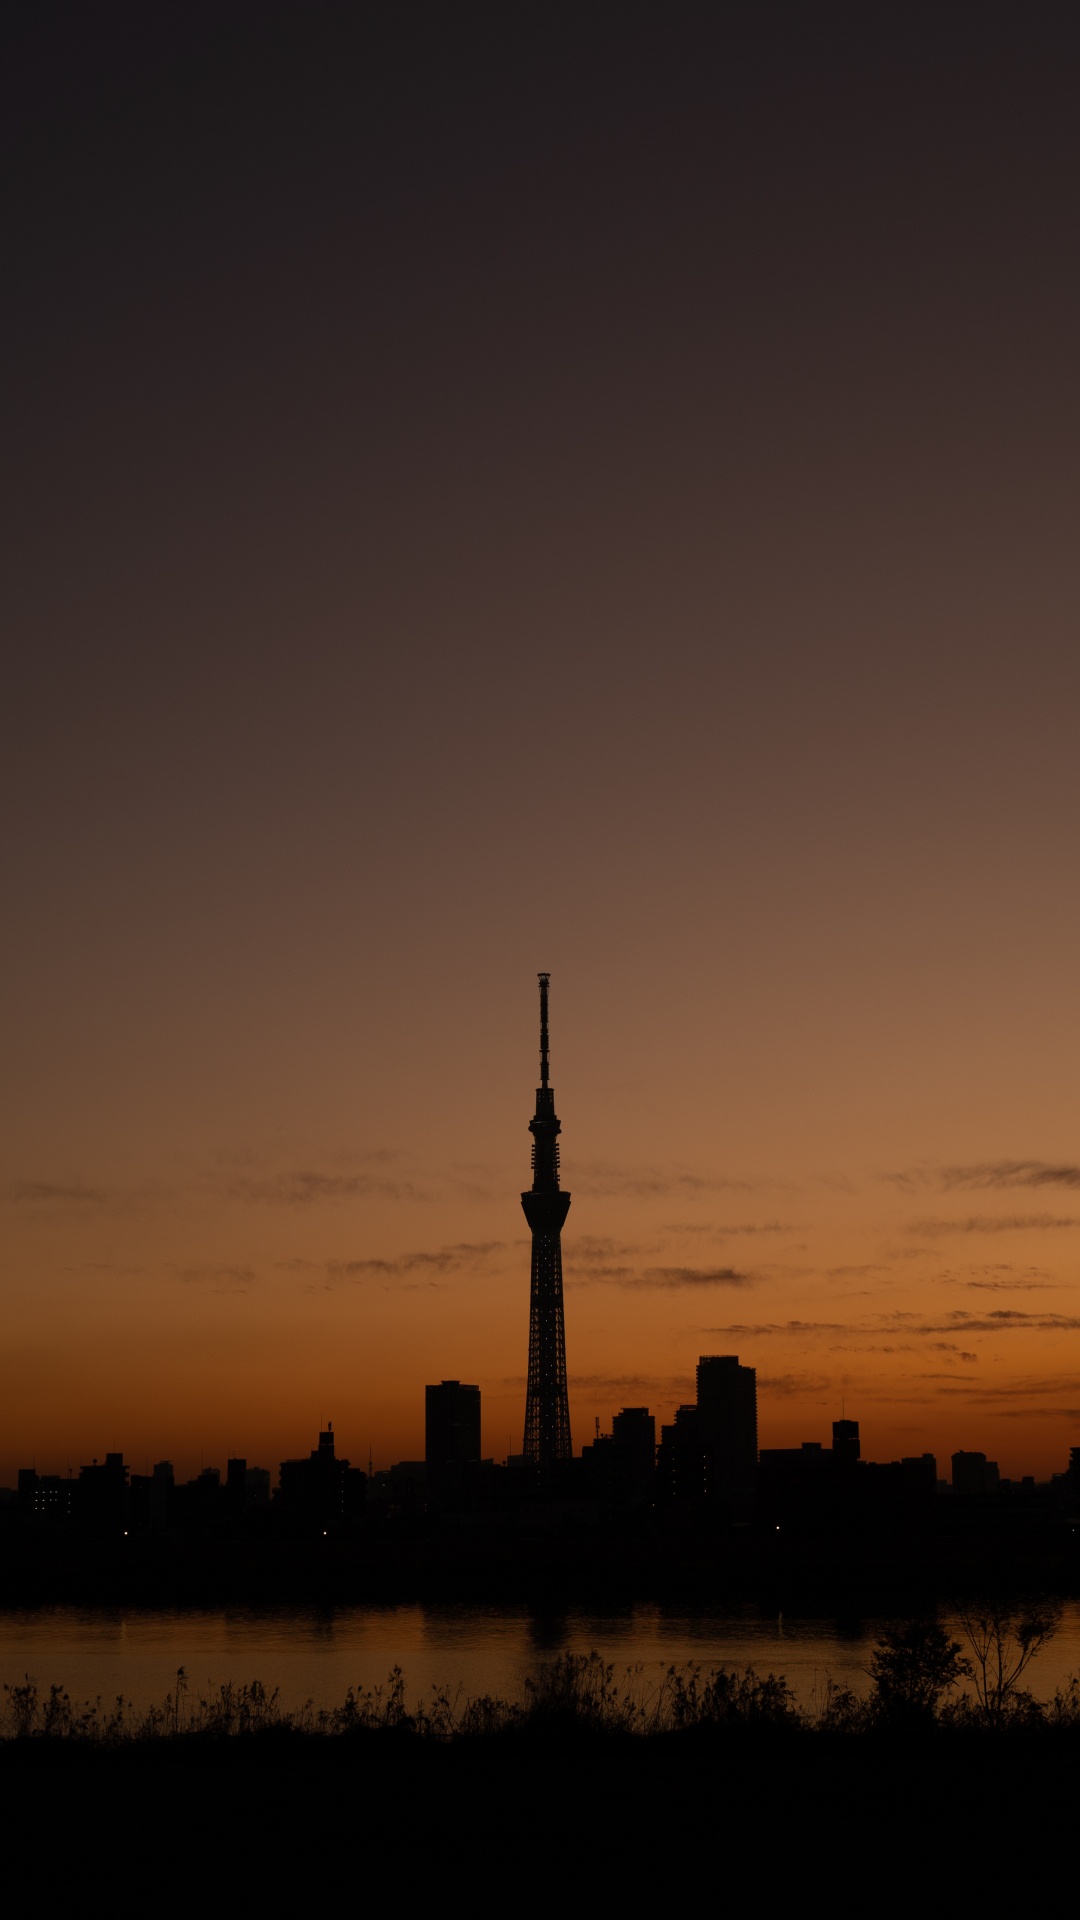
[{"xmin": 538, "ymin": 970, "xmax": 550, "ymax": 1087}]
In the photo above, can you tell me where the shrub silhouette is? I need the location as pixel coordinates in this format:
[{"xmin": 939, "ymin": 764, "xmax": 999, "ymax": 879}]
[
  {"xmin": 955, "ymin": 1600, "xmax": 1061, "ymax": 1729},
  {"xmin": 867, "ymin": 1621, "xmax": 970, "ymax": 1727}
]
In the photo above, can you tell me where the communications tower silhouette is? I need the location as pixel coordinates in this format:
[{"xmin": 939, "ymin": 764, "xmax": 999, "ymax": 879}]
[{"xmin": 522, "ymin": 972, "xmax": 572, "ymax": 1464}]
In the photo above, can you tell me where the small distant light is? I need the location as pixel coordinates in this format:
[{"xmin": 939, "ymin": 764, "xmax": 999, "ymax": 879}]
[
  {"xmin": 124, "ymin": 1530, "xmax": 129, "ymax": 1537},
  {"xmin": 323, "ymin": 1530, "xmax": 328, "ymax": 1537},
  {"xmin": 775, "ymin": 1525, "xmax": 780, "ymax": 1532}
]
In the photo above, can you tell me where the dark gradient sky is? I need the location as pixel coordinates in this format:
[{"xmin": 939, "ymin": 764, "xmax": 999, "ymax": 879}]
[{"xmin": 5, "ymin": 5, "xmax": 1080, "ymax": 1480}]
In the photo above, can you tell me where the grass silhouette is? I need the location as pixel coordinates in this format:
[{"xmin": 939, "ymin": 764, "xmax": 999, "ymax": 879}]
[{"xmin": 4, "ymin": 1636, "xmax": 1080, "ymax": 1744}]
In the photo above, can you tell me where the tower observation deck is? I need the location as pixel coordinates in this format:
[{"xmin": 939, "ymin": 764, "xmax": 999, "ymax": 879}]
[{"xmin": 522, "ymin": 972, "xmax": 572, "ymax": 1464}]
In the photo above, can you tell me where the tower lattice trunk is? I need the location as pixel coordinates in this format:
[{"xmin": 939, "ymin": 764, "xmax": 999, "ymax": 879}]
[{"xmin": 522, "ymin": 974, "xmax": 572, "ymax": 1464}]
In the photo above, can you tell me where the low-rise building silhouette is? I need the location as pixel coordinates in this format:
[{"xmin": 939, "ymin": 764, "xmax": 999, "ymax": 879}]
[
  {"xmin": 17, "ymin": 1469, "xmax": 77, "ymax": 1524},
  {"xmin": 952, "ymin": 1450, "xmax": 1000, "ymax": 1497},
  {"xmin": 657, "ymin": 1405, "xmax": 707, "ymax": 1514},
  {"xmin": 611, "ymin": 1406, "xmax": 657, "ymax": 1509},
  {"xmin": 78, "ymin": 1453, "xmax": 129, "ymax": 1532},
  {"xmin": 278, "ymin": 1422, "xmax": 365, "ymax": 1532}
]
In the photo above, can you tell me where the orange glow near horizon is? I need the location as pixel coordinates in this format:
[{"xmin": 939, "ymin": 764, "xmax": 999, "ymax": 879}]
[{"xmin": 5, "ymin": 1001, "xmax": 1080, "ymax": 1488}]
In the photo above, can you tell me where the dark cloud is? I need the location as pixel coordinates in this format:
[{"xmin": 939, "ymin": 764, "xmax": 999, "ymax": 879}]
[
  {"xmin": 963, "ymin": 1278, "xmax": 1057, "ymax": 1292},
  {"xmin": 703, "ymin": 1320, "xmax": 848, "ymax": 1337},
  {"xmin": 890, "ymin": 1161, "xmax": 1080, "ymax": 1193},
  {"xmin": 942, "ymin": 1161, "xmax": 1080, "ymax": 1191},
  {"xmin": 581, "ymin": 1266, "xmax": 754, "ymax": 1290}
]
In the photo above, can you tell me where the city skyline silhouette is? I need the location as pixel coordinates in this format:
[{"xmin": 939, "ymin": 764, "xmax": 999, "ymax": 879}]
[{"xmin": 6, "ymin": 958, "xmax": 1077, "ymax": 1493}]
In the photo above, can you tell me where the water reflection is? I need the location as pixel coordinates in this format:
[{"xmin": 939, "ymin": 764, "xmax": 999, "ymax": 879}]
[{"xmin": 1, "ymin": 1602, "xmax": 1078, "ymax": 1716}]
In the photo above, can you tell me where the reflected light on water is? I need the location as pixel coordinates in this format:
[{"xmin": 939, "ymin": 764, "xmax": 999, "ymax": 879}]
[{"xmin": 2, "ymin": 1603, "xmax": 1080, "ymax": 1717}]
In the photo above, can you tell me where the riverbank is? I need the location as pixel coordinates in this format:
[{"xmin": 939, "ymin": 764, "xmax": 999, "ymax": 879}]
[{"xmin": 3, "ymin": 1520, "xmax": 1079, "ymax": 1611}]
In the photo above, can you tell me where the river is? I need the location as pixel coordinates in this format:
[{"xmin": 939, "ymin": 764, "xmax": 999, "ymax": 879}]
[{"xmin": 3, "ymin": 1600, "xmax": 1079, "ymax": 1718}]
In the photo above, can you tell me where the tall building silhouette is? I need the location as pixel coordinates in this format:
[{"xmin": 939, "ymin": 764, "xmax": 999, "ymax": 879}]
[
  {"xmin": 522, "ymin": 972, "xmax": 572, "ymax": 1464},
  {"xmin": 426, "ymin": 1380, "xmax": 481, "ymax": 1468},
  {"xmin": 832, "ymin": 1417, "xmax": 860, "ymax": 1468},
  {"xmin": 426, "ymin": 1379, "xmax": 483, "ymax": 1513},
  {"xmin": 695, "ymin": 1355, "xmax": 757, "ymax": 1509}
]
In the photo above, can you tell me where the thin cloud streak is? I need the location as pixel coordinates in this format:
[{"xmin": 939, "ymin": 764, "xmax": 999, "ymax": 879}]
[
  {"xmin": 325, "ymin": 1242, "xmax": 506, "ymax": 1283},
  {"xmin": 568, "ymin": 1373, "xmax": 694, "ymax": 1396},
  {"xmin": 573, "ymin": 1161, "xmax": 756, "ymax": 1198},
  {"xmin": 889, "ymin": 1160, "xmax": 1080, "ymax": 1193},
  {"xmin": 963, "ymin": 1278, "xmax": 1058, "ymax": 1292},
  {"xmin": 169, "ymin": 1264, "xmax": 256, "ymax": 1293},
  {"xmin": 909, "ymin": 1215, "xmax": 1080, "ymax": 1237},
  {"xmin": 703, "ymin": 1320, "xmax": 851, "ymax": 1337},
  {"xmin": 757, "ymin": 1371, "xmax": 834, "ymax": 1398},
  {"xmin": 641, "ymin": 1267, "xmax": 753, "ymax": 1289},
  {"xmin": 10, "ymin": 1182, "xmax": 108, "ymax": 1206},
  {"xmin": 576, "ymin": 1266, "xmax": 754, "ymax": 1291},
  {"xmin": 228, "ymin": 1170, "xmax": 425, "ymax": 1205},
  {"xmin": 705, "ymin": 1310, "xmax": 1080, "ymax": 1338},
  {"xmin": 942, "ymin": 1161, "xmax": 1080, "ymax": 1191}
]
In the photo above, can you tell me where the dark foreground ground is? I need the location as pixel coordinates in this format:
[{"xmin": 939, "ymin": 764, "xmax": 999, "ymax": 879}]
[{"xmin": 4, "ymin": 1728, "xmax": 1074, "ymax": 1905}]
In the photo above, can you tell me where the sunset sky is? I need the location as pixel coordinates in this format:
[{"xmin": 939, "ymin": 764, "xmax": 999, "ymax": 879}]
[{"xmin": 5, "ymin": 5, "xmax": 1080, "ymax": 1485}]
